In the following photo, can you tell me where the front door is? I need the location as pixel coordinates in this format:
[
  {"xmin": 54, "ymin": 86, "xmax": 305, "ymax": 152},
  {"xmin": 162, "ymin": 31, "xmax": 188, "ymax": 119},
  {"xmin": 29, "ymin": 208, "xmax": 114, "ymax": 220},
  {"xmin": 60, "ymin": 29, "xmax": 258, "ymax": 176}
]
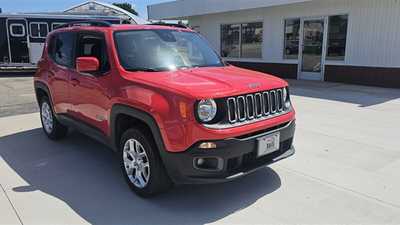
[
  {"xmin": 69, "ymin": 31, "xmax": 111, "ymax": 134},
  {"xmin": 7, "ymin": 19, "xmax": 30, "ymax": 63},
  {"xmin": 299, "ymin": 18, "xmax": 326, "ymax": 81}
]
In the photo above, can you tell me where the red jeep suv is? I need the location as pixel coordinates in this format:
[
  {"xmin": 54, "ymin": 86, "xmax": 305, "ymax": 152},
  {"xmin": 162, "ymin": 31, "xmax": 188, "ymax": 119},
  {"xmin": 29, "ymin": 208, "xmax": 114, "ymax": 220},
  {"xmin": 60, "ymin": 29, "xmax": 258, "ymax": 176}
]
[{"xmin": 34, "ymin": 21, "xmax": 296, "ymax": 197}]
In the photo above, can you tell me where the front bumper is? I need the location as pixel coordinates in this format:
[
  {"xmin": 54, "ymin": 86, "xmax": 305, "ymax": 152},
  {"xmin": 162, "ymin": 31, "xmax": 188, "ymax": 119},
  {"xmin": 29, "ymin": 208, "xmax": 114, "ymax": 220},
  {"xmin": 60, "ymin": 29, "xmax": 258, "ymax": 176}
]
[{"xmin": 161, "ymin": 120, "xmax": 296, "ymax": 184}]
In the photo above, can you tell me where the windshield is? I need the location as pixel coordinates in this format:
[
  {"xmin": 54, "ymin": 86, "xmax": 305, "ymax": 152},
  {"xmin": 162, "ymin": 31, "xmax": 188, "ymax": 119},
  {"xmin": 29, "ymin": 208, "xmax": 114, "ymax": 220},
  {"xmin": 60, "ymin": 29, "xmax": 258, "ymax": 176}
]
[{"xmin": 114, "ymin": 29, "xmax": 225, "ymax": 72}]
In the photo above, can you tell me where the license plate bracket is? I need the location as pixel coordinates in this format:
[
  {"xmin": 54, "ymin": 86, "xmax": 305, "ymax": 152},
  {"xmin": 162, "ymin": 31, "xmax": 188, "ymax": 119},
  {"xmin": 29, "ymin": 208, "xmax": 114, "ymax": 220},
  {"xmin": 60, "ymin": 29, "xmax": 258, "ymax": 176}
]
[{"xmin": 257, "ymin": 132, "xmax": 280, "ymax": 157}]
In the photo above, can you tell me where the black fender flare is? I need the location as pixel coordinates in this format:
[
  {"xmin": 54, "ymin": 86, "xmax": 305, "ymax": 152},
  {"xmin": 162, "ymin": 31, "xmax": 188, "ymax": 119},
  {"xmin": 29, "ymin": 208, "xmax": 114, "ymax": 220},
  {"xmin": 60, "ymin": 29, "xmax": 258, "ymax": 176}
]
[
  {"xmin": 33, "ymin": 81, "xmax": 52, "ymax": 106},
  {"xmin": 110, "ymin": 104, "xmax": 167, "ymax": 154},
  {"xmin": 111, "ymin": 104, "xmax": 184, "ymax": 183}
]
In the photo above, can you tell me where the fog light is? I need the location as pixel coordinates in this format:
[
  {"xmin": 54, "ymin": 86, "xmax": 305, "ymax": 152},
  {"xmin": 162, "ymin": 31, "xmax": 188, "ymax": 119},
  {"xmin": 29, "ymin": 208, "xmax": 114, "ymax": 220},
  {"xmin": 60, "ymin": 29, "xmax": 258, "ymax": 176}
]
[
  {"xmin": 197, "ymin": 158, "xmax": 205, "ymax": 165},
  {"xmin": 199, "ymin": 142, "xmax": 217, "ymax": 149},
  {"xmin": 194, "ymin": 157, "xmax": 223, "ymax": 171}
]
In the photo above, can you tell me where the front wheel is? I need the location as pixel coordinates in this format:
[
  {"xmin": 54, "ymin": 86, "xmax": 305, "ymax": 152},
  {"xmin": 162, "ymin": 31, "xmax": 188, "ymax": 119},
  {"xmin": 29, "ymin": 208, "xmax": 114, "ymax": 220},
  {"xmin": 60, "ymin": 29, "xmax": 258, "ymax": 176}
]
[
  {"xmin": 40, "ymin": 96, "xmax": 68, "ymax": 140},
  {"xmin": 120, "ymin": 128, "xmax": 172, "ymax": 197}
]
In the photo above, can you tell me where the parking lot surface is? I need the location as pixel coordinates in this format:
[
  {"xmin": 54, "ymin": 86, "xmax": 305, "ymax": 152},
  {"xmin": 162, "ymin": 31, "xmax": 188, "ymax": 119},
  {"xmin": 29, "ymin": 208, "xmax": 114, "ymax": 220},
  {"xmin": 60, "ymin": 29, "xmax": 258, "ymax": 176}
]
[
  {"xmin": 0, "ymin": 77, "xmax": 38, "ymax": 117},
  {"xmin": 0, "ymin": 77, "xmax": 400, "ymax": 225}
]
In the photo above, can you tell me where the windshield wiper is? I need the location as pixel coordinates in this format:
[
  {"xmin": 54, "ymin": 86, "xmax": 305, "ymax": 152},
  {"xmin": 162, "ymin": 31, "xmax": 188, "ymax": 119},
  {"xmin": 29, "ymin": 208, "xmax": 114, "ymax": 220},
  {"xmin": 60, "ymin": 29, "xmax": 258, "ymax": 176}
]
[
  {"xmin": 126, "ymin": 67, "xmax": 163, "ymax": 72},
  {"xmin": 189, "ymin": 64, "xmax": 224, "ymax": 68}
]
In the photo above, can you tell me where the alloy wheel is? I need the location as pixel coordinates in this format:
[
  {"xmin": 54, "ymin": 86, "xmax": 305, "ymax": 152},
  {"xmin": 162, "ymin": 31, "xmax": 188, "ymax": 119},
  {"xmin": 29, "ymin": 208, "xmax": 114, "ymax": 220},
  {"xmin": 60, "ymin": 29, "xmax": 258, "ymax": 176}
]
[
  {"xmin": 123, "ymin": 139, "xmax": 151, "ymax": 188},
  {"xmin": 41, "ymin": 102, "xmax": 53, "ymax": 134}
]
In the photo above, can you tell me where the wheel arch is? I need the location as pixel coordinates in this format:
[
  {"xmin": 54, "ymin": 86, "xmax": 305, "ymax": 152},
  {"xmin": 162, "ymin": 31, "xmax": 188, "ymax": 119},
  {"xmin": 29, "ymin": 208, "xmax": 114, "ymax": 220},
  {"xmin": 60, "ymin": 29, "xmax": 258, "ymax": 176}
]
[
  {"xmin": 34, "ymin": 81, "xmax": 52, "ymax": 106},
  {"xmin": 110, "ymin": 104, "xmax": 166, "ymax": 154}
]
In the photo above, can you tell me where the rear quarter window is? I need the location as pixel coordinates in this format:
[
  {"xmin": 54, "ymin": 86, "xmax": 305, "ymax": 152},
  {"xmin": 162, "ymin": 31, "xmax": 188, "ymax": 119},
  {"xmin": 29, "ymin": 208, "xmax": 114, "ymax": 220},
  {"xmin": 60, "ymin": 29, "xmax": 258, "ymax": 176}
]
[{"xmin": 48, "ymin": 32, "xmax": 75, "ymax": 68}]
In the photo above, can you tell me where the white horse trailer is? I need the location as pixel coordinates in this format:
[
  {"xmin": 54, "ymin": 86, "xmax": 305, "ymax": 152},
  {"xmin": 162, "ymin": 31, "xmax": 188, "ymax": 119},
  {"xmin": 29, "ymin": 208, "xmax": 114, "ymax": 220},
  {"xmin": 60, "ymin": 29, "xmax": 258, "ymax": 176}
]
[{"xmin": 0, "ymin": 13, "xmax": 122, "ymax": 70}]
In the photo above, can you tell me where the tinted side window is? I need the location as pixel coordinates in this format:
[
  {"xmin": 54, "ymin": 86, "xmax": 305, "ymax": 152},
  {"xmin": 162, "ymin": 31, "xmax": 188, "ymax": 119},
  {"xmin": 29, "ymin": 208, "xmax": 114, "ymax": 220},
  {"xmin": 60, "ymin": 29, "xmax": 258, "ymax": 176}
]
[
  {"xmin": 221, "ymin": 22, "xmax": 263, "ymax": 58},
  {"xmin": 49, "ymin": 32, "xmax": 75, "ymax": 67},
  {"xmin": 76, "ymin": 32, "xmax": 110, "ymax": 73},
  {"xmin": 327, "ymin": 15, "xmax": 348, "ymax": 61},
  {"xmin": 241, "ymin": 22, "xmax": 263, "ymax": 58},
  {"xmin": 221, "ymin": 24, "xmax": 240, "ymax": 58},
  {"xmin": 284, "ymin": 19, "xmax": 300, "ymax": 59}
]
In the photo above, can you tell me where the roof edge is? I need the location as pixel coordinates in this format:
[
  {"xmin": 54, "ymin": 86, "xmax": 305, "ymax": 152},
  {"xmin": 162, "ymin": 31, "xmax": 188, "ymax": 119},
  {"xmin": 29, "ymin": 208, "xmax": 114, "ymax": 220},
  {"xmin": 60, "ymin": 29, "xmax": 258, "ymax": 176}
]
[{"xmin": 148, "ymin": 0, "xmax": 312, "ymax": 20}]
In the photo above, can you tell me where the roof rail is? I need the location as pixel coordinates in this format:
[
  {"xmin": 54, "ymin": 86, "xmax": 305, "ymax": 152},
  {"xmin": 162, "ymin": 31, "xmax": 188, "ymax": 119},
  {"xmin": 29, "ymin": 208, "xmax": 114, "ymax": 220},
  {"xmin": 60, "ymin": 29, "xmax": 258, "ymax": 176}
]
[
  {"xmin": 150, "ymin": 22, "xmax": 188, "ymax": 29},
  {"xmin": 58, "ymin": 20, "xmax": 113, "ymax": 28}
]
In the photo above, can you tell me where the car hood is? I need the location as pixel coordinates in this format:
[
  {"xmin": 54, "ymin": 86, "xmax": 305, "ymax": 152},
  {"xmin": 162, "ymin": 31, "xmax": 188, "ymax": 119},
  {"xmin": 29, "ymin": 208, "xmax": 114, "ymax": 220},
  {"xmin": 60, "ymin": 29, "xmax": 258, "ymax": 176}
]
[{"xmin": 123, "ymin": 66, "xmax": 288, "ymax": 99}]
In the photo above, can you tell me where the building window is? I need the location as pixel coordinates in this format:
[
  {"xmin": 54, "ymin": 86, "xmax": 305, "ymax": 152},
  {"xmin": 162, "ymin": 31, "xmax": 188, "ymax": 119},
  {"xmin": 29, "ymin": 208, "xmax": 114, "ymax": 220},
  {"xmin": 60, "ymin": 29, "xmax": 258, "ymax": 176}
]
[
  {"xmin": 283, "ymin": 19, "xmax": 300, "ymax": 59},
  {"xmin": 241, "ymin": 22, "xmax": 263, "ymax": 58},
  {"xmin": 326, "ymin": 15, "xmax": 348, "ymax": 60},
  {"xmin": 89, "ymin": 3, "xmax": 95, "ymax": 10},
  {"xmin": 221, "ymin": 24, "xmax": 240, "ymax": 58},
  {"xmin": 221, "ymin": 22, "xmax": 263, "ymax": 58},
  {"xmin": 10, "ymin": 24, "xmax": 25, "ymax": 37},
  {"xmin": 30, "ymin": 22, "xmax": 48, "ymax": 38}
]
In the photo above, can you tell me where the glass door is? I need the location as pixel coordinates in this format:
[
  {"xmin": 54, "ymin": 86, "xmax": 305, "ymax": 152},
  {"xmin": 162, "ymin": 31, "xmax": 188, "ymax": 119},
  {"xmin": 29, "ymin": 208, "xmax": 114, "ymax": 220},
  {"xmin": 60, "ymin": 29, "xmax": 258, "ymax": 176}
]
[{"xmin": 299, "ymin": 18, "xmax": 326, "ymax": 81}]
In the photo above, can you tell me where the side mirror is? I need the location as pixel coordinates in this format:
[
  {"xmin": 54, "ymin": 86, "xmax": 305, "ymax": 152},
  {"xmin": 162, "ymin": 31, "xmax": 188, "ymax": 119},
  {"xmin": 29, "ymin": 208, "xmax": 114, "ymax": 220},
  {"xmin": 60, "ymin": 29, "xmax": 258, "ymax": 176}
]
[{"xmin": 76, "ymin": 57, "xmax": 99, "ymax": 73}]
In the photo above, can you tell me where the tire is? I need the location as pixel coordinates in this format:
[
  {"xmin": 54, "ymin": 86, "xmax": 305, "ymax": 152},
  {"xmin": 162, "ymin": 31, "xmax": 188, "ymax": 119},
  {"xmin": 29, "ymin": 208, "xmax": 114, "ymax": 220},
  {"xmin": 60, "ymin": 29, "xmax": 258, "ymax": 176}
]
[
  {"xmin": 120, "ymin": 128, "xmax": 172, "ymax": 197},
  {"xmin": 40, "ymin": 96, "xmax": 68, "ymax": 140}
]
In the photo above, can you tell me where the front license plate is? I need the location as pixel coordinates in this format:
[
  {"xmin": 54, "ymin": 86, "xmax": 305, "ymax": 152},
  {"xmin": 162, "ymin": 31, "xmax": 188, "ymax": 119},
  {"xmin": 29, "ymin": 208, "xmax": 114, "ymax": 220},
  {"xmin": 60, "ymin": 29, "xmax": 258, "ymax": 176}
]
[{"xmin": 257, "ymin": 132, "xmax": 280, "ymax": 157}]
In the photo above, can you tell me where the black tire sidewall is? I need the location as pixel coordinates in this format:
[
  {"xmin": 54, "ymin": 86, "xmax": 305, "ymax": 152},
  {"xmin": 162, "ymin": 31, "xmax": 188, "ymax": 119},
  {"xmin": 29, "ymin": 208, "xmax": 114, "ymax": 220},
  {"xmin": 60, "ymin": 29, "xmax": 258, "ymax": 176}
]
[
  {"xmin": 39, "ymin": 96, "xmax": 67, "ymax": 139},
  {"xmin": 120, "ymin": 128, "xmax": 171, "ymax": 197}
]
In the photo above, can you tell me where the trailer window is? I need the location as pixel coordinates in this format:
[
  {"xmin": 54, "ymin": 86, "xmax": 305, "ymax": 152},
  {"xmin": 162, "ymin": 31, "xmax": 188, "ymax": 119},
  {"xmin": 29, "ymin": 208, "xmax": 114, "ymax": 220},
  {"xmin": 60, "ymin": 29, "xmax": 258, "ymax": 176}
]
[
  {"xmin": 10, "ymin": 24, "xmax": 25, "ymax": 37},
  {"xmin": 30, "ymin": 22, "xmax": 48, "ymax": 38},
  {"xmin": 52, "ymin": 23, "xmax": 66, "ymax": 30}
]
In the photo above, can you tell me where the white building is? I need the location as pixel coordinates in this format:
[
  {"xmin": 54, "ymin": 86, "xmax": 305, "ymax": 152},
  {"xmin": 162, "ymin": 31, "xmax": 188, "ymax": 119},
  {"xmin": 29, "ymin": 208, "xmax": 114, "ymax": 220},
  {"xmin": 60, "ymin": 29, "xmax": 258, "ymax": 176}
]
[{"xmin": 148, "ymin": 0, "xmax": 400, "ymax": 88}]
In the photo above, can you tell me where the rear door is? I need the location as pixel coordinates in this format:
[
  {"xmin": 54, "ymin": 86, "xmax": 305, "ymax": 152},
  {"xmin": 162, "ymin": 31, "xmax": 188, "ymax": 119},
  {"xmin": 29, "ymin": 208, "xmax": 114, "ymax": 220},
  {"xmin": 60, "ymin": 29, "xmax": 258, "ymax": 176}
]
[
  {"xmin": 7, "ymin": 18, "xmax": 29, "ymax": 63},
  {"xmin": 47, "ymin": 31, "xmax": 76, "ymax": 114}
]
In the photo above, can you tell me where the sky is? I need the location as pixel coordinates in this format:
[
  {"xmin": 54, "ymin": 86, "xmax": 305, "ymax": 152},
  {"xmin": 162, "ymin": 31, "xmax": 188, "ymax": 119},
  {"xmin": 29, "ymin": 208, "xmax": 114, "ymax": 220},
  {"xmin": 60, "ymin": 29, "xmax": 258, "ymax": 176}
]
[{"xmin": 0, "ymin": 0, "xmax": 171, "ymax": 19}]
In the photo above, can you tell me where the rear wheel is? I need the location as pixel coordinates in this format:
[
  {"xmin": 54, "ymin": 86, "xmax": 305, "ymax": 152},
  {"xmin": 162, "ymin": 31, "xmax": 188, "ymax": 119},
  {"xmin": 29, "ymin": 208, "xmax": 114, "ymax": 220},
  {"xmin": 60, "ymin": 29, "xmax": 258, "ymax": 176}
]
[
  {"xmin": 120, "ymin": 128, "xmax": 172, "ymax": 197},
  {"xmin": 40, "ymin": 96, "xmax": 68, "ymax": 140}
]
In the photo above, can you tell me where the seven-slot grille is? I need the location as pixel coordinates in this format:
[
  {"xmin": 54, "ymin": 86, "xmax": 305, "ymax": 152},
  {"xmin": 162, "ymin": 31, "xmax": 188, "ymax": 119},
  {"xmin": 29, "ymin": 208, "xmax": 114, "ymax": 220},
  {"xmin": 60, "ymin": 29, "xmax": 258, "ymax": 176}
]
[{"xmin": 226, "ymin": 88, "xmax": 286, "ymax": 124}]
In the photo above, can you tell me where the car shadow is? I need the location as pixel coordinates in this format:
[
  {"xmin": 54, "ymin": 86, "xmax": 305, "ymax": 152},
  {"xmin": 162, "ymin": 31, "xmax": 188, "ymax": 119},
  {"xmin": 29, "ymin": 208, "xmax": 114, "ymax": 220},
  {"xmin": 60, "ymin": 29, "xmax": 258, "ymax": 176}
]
[
  {"xmin": 0, "ymin": 128, "xmax": 281, "ymax": 225},
  {"xmin": 287, "ymin": 79, "xmax": 400, "ymax": 107}
]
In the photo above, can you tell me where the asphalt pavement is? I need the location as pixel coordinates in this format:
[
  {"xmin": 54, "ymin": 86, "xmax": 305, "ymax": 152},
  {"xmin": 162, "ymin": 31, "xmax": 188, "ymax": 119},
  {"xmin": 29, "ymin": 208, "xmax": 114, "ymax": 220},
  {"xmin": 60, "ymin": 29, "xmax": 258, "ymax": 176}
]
[{"xmin": 0, "ymin": 77, "xmax": 38, "ymax": 117}]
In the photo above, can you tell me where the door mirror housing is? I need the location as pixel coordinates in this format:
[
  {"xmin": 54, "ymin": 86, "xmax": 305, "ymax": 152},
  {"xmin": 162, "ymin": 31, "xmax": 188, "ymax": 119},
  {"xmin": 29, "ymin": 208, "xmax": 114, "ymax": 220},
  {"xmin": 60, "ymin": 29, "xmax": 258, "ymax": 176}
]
[{"xmin": 76, "ymin": 57, "xmax": 99, "ymax": 73}]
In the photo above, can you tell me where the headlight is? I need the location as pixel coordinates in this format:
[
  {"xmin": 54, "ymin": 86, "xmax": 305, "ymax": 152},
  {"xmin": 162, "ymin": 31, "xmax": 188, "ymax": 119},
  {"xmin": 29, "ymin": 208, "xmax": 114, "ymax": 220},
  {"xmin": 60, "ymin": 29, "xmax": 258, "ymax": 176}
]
[
  {"xmin": 283, "ymin": 87, "xmax": 291, "ymax": 110},
  {"xmin": 197, "ymin": 99, "xmax": 217, "ymax": 123}
]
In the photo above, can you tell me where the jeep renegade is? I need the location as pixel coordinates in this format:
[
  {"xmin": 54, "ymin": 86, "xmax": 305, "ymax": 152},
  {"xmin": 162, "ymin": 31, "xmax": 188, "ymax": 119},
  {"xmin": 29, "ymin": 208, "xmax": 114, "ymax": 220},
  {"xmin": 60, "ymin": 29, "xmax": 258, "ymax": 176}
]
[{"xmin": 34, "ymin": 21, "xmax": 296, "ymax": 197}]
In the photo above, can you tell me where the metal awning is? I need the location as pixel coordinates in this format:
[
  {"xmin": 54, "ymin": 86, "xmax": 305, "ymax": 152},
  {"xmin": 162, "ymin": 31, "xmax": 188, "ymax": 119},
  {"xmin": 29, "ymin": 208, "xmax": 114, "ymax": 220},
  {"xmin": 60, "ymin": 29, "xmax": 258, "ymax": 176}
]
[
  {"xmin": 65, "ymin": 0, "xmax": 149, "ymax": 24},
  {"xmin": 148, "ymin": 0, "xmax": 312, "ymax": 20}
]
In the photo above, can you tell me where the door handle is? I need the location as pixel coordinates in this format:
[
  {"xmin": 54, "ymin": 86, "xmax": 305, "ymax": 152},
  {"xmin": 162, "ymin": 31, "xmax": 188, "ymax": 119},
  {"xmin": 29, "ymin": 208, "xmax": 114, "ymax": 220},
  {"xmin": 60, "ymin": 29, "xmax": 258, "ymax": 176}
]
[{"xmin": 71, "ymin": 78, "xmax": 80, "ymax": 86}]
